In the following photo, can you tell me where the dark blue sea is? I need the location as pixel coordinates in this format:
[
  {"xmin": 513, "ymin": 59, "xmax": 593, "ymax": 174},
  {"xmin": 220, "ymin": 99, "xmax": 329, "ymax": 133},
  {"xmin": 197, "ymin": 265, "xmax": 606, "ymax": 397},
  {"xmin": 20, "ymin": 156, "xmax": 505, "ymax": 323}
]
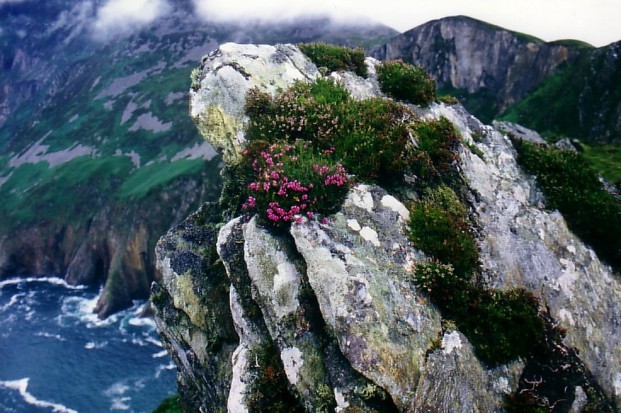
[{"xmin": 0, "ymin": 277, "xmax": 177, "ymax": 413}]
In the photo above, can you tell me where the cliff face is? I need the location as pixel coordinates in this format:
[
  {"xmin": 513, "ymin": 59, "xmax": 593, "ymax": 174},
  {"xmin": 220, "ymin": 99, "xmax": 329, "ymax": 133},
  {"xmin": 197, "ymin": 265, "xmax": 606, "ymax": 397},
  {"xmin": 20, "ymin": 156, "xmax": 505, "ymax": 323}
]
[
  {"xmin": 371, "ymin": 16, "xmax": 585, "ymax": 121},
  {"xmin": 153, "ymin": 43, "xmax": 621, "ymax": 411}
]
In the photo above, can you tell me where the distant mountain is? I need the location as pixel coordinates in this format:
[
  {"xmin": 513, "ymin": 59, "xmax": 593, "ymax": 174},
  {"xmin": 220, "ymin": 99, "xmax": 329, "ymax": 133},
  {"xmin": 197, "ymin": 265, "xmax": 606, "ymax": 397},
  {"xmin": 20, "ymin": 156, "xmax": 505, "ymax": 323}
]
[
  {"xmin": 0, "ymin": 0, "xmax": 397, "ymax": 317},
  {"xmin": 371, "ymin": 16, "xmax": 593, "ymax": 123},
  {"xmin": 500, "ymin": 40, "xmax": 621, "ymax": 143}
]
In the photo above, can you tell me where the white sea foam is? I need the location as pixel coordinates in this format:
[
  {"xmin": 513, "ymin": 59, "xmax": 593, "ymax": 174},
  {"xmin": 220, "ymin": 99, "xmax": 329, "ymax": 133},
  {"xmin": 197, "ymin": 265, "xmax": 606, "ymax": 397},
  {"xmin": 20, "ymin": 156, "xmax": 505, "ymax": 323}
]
[
  {"xmin": 128, "ymin": 316, "xmax": 156, "ymax": 328},
  {"xmin": 105, "ymin": 382, "xmax": 132, "ymax": 411},
  {"xmin": 35, "ymin": 332, "xmax": 66, "ymax": 341},
  {"xmin": 145, "ymin": 336, "xmax": 163, "ymax": 347},
  {"xmin": 0, "ymin": 277, "xmax": 86, "ymax": 290},
  {"xmin": 0, "ymin": 293, "xmax": 23, "ymax": 312},
  {"xmin": 110, "ymin": 396, "xmax": 131, "ymax": 411},
  {"xmin": 155, "ymin": 362, "xmax": 176, "ymax": 379},
  {"xmin": 0, "ymin": 378, "xmax": 78, "ymax": 413},
  {"xmin": 152, "ymin": 350, "xmax": 169, "ymax": 358},
  {"xmin": 85, "ymin": 341, "xmax": 108, "ymax": 350}
]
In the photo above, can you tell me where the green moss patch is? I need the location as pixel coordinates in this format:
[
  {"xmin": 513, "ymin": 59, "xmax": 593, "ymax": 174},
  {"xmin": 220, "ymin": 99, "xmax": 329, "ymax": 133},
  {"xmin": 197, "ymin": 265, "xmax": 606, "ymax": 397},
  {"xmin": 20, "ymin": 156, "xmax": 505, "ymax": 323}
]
[
  {"xmin": 298, "ymin": 42, "xmax": 367, "ymax": 77},
  {"xmin": 153, "ymin": 394, "xmax": 181, "ymax": 413},
  {"xmin": 514, "ymin": 140, "xmax": 621, "ymax": 272},
  {"xmin": 408, "ymin": 186, "xmax": 478, "ymax": 276},
  {"xmin": 411, "ymin": 116, "xmax": 461, "ymax": 188},
  {"xmin": 377, "ymin": 60, "xmax": 436, "ymax": 106}
]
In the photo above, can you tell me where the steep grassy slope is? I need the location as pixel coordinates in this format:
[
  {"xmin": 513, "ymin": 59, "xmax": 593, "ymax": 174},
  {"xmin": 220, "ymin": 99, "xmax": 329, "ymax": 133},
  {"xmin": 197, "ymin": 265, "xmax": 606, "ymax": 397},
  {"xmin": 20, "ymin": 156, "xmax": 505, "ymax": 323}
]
[
  {"xmin": 0, "ymin": 0, "xmax": 398, "ymax": 316},
  {"xmin": 501, "ymin": 41, "xmax": 621, "ymax": 144}
]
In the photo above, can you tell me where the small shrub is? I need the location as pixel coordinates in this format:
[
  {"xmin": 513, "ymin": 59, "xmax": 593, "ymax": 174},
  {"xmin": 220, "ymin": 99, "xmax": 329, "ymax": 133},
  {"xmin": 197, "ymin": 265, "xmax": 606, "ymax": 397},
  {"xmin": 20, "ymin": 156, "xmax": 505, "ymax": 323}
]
[
  {"xmin": 377, "ymin": 60, "xmax": 436, "ymax": 106},
  {"xmin": 514, "ymin": 140, "xmax": 621, "ymax": 272},
  {"xmin": 465, "ymin": 288, "xmax": 544, "ymax": 364},
  {"xmin": 437, "ymin": 94, "xmax": 460, "ymax": 105},
  {"xmin": 408, "ymin": 186, "xmax": 479, "ymax": 276},
  {"xmin": 245, "ymin": 79, "xmax": 350, "ymax": 145},
  {"xmin": 298, "ymin": 42, "xmax": 368, "ymax": 77},
  {"xmin": 413, "ymin": 261, "xmax": 544, "ymax": 365},
  {"xmin": 412, "ymin": 117, "xmax": 461, "ymax": 186},
  {"xmin": 336, "ymin": 98, "xmax": 413, "ymax": 183},
  {"xmin": 241, "ymin": 140, "xmax": 351, "ymax": 226},
  {"xmin": 244, "ymin": 78, "xmax": 415, "ymax": 185},
  {"xmin": 153, "ymin": 395, "xmax": 181, "ymax": 413}
]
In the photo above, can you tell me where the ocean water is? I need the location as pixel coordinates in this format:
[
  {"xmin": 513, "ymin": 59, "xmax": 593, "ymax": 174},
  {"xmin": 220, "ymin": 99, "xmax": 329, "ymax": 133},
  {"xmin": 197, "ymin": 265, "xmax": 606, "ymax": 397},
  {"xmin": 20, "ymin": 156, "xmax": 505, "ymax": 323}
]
[{"xmin": 0, "ymin": 277, "xmax": 177, "ymax": 413}]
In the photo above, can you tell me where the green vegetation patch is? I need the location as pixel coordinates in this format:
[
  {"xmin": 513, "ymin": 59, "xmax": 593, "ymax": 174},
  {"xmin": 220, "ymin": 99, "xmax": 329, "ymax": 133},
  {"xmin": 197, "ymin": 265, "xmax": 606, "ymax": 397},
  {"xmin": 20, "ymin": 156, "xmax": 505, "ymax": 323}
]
[
  {"xmin": 298, "ymin": 42, "xmax": 368, "ymax": 77},
  {"xmin": 246, "ymin": 79, "xmax": 414, "ymax": 184},
  {"xmin": 0, "ymin": 156, "xmax": 133, "ymax": 227},
  {"xmin": 581, "ymin": 142, "xmax": 621, "ymax": 187},
  {"xmin": 153, "ymin": 395, "xmax": 181, "ymax": 413},
  {"xmin": 119, "ymin": 159, "xmax": 205, "ymax": 199},
  {"xmin": 411, "ymin": 116, "xmax": 461, "ymax": 188},
  {"xmin": 408, "ymin": 186, "xmax": 478, "ymax": 276},
  {"xmin": 413, "ymin": 261, "xmax": 544, "ymax": 365},
  {"xmin": 514, "ymin": 140, "xmax": 621, "ymax": 272},
  {"xmin": 377, "ymin": 60, "xmax": 436, "ymax": 106},
  {"xmin": 407, "ymin": 185, "xmax": 544, "ymax": 365},
  {"xmin": 241, "ymin": 77, "xmax": 417, "ymax": 226}
]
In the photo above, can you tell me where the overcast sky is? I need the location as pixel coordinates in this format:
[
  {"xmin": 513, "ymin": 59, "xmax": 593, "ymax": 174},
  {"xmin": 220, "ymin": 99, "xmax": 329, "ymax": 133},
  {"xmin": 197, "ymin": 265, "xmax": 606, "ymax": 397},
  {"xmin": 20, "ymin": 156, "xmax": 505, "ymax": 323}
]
[
  {"xmin": 191, "ymin": 0, "xmax": 620, "ymax": 47},
  {"xmin": 4, "ymin": 0, "xmax": 618, "ymax": 47}
]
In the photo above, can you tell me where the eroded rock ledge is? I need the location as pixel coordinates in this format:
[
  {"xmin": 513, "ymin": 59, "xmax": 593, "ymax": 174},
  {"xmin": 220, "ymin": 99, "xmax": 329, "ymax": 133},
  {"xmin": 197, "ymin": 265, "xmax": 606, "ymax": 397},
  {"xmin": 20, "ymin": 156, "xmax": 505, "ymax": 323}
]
[{"xmin": 153, "ymin": 43, "xmax": 621, "ymax": 412}]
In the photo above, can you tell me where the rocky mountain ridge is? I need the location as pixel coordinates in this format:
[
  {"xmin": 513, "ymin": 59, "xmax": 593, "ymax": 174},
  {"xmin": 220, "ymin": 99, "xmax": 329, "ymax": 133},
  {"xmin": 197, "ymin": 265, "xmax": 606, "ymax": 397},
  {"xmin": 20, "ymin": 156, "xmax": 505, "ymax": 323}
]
[
  {"xmin": 371, "ymin": 16, "xmax": 587, "ymax": 121},
  {"xmin": 153, "ymin": 43, "xmax": 621, "ymax": 412}
]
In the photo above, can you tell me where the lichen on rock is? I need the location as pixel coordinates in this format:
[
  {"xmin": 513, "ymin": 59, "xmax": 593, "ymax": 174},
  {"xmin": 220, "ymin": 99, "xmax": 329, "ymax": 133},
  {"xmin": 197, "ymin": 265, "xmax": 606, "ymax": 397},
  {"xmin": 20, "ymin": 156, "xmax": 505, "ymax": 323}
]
[{"xmin": 153, "ymin": 42, "xmax": 621, "ymax": 412}]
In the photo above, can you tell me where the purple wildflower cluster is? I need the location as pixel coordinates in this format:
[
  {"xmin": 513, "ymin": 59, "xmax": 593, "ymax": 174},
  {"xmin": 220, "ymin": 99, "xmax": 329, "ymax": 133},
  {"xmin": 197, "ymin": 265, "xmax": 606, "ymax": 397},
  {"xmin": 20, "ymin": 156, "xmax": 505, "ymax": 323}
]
[{"xmin": 242, "ymin": 142, "xmax": 349, "ymax": 225}]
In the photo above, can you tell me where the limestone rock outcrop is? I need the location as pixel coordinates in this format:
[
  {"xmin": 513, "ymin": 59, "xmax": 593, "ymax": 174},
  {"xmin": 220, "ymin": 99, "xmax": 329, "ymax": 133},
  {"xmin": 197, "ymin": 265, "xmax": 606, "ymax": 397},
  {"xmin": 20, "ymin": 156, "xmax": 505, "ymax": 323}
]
[{"xmin": 153, "ymin": 43, "xmax": 621, "ymax": 411}]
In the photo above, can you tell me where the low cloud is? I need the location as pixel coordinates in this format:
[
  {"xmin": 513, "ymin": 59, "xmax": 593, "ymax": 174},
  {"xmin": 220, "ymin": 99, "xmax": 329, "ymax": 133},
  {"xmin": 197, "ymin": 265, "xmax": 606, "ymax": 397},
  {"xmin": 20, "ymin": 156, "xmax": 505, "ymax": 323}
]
[
  {"xmin": 93, "ymin": 0, "xmax": 170, "ymax": 38},
  {"xmin": 48, "ymin": 1, "xmax": 96, "ymax": 43},
  {"xmin": 191, "ymin": 0, "xmax": 360, "ymax": 24}
]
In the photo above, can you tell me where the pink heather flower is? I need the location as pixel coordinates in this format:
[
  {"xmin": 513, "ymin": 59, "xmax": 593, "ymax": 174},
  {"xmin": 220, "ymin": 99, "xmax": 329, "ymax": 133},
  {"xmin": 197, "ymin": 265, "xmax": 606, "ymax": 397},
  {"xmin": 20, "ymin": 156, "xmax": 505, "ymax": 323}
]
[
  {"xmin": 249, "ymin": 182, "xmax": 260, "ymax": 191},
  {"xmin": 307, "ymin": 212, "xmax": 314, "ymax": 219}
]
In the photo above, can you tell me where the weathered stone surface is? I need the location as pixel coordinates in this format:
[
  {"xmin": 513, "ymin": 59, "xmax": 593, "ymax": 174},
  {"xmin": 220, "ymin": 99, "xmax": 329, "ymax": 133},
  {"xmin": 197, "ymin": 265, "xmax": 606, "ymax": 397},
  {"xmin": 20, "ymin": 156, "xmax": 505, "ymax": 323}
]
[
  {"xmin": 291, "ymin": 184, "xmax": 441, "ymax": 410},
  {"xmin": 243, "ymin": 217, "xmax": 334, "ymax": 411},
  {"xmin": 153, "ymin": 203, "xmax": 238, "ymax": 413},
  {"xmin": 329, "ymin": 57, "xmax": 383, "ymax": 100},
  {"xmin": 190, "ymin": 43, "xmax": 320, "ymax": 165},
  {"xmin": 413, "ymin": 330, "xmax": 523, "ymax": 412},
  {"xmin": 493, "ymin": 120, "xmax": 546, "ymax": 144},
  {"xmin": 425, "ymin": 102, "xmax": 621, "ymax": 407}
]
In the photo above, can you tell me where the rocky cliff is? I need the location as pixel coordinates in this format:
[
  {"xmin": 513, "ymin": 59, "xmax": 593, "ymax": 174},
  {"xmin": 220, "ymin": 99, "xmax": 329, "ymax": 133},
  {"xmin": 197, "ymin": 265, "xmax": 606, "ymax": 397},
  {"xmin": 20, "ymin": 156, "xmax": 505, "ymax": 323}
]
[
  {"xmin": 152, "ymin": 43, "xmax": 621, "ymax": 412},
  {"xmin": 371, "ymin": 16, "xmax": 588, "ymax": 122}
]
